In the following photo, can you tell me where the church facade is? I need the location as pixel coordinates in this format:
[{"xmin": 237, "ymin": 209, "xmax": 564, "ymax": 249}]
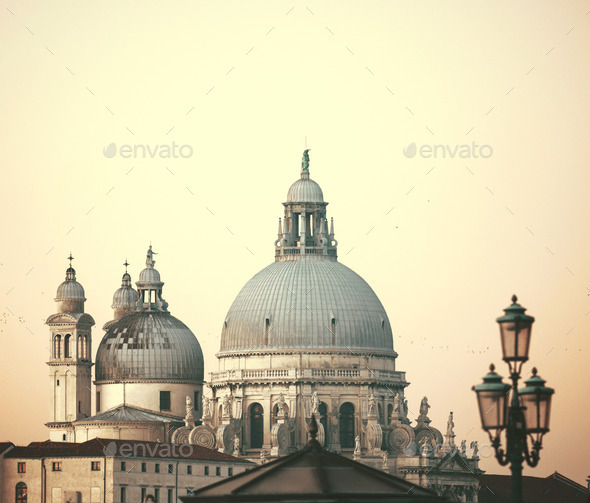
[{"xmin": 44, "ymin": 152, "xmax": 481, "ymax": 502}]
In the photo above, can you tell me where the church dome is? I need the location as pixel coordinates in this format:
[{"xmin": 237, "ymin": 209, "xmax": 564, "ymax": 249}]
[
  {"xmin": 112, "ymin": 273, "xmax": 138, "ymax": 308},
  {"xmin": 55, "ymin": 266, "xmax": 86, "ymax": 300},
  {"xmin": 221, "ymin": 152, "xmax": 392, "ymax": 354},
  {"xmin": 220, "ymin": 259, "xmax": 393, "ymax": 352},
  {"xmin": 97, "ymin": 246, "xmax": 203, "ymax": 382},
  {"xmin": 95, "ymin": 311, "xmax": 204, "ymax": 382},
  {"xmin": 286, "ymin": 176, "xmax": 324, "ymax": 203},
  {"xmin": 139, "ymin": 267, "xmax": 161, "ymax": 283}
]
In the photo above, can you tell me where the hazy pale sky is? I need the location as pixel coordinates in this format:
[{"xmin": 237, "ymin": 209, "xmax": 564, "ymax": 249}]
[{"xmin": 1, "ymin": 0, "xmax": 589, "ymax": 485}]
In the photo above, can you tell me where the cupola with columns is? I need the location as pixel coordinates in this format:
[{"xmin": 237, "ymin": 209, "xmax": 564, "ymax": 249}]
[{"xmin": 275, "ymin": 150, "xmax": 338, "ymax": 261}]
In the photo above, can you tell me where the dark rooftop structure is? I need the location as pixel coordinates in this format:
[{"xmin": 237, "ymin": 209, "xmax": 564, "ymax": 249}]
[
  {"xmin": 181, "ymin": 416, "xmax": 446, "ymax": 503},
  {"xmin": 5, "ymin": 438, "xmax": 250, "ymax": 463},
  {"xmin": 479, "ymin": 472, "xmax": 589, "ymax": 503}
]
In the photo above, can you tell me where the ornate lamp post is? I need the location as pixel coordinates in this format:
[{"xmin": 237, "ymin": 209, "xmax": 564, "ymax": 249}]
[{"xmin": 473, "ymin": 296, "xmax": 555, "ymax": 503}]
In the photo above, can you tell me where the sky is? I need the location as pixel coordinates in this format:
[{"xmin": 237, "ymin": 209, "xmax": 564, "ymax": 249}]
[{"xmin": 1, "ymin": 0, "xmax": 589, "ymax": 486}]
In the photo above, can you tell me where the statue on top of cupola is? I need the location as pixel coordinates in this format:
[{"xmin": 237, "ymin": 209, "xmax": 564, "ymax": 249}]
[
  {"xmin": 146, "ymin": 245, "xmax": 157, "ymax": 267},
  {"xmin": 301, "ymin": 149, "xmax": 311, "ymax": 173}
]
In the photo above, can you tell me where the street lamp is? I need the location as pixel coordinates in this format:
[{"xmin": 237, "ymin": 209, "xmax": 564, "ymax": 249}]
[{"xmin": 472, "ymin": 296, "xmax": 555, "ymax": 503}]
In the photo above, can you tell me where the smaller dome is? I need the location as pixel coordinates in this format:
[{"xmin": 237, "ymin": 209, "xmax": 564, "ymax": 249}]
[
  {"xmin": 286, "ymin": 176, "xmax": 324, "ymax": 203},
  {"xmin": 56, "ymin": 280, "xmax": 85, "ymax": 300},
  {"xmin": 55, "ymin": 266, "xmax": 86, "ymax": 300},
  {"xmin": 112, "ymin": 286, "xmax": 138, "ymax": 307},
  {"xmin": 139, "ymin": 267, "xmax": 161, "ymax": 283}
]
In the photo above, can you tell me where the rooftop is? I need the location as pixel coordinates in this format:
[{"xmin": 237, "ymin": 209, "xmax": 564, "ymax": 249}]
[{"xmin": 5, "ymin": 438, "xmax": 252, "ymax": 464}]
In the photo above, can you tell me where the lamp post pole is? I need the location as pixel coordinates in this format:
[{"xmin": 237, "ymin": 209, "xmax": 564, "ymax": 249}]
[{"xmin": 473, "ymin": 296, "xmax": 554, "ymax": 503}]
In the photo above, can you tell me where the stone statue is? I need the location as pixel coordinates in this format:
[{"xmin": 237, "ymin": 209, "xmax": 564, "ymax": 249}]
[
  {"xmin": 301, "ymin": 149, "xmax": 311, "ymax": 173},
  {"xmin": 222, "ymin": 395, "xmax": 231, "ymax": 417},
  {"xmin": 354, "ymin": 436, "xmax": 361, "ymax": 455},
  {"xmin": 393, "ymin": 394, "xmax": 400, "ymax": 416},
  {"xmin": 382, "ymin": 451, "xmax": 389, "ymax": 469},
  {"xmin": 368, "ymin": 394, "xmax": 376, "ymax": 416},
  {"xmin": 311, "ymin": 392, "xmax": 319, "ymax": 414},
  {"xmin": 185, "ymin": 396, "xmax": 193, "ymax": 415},
  {"xmin": 470, "ymin": 440, "xmax": 479, "ymax": 457},
  {"xmin": 202, "ymin": 396, "xmax": 211, "ymax": 417},
  {"xmin": 419, "ymin": 397, "xmax": 430, "ymax": 417},
  {"xmin": 446, "ymin": 412, "xmax": 455, "ymax": 437},
  {"xmin": 233, "ymin": 437, "xmax": 240, "ymax": 456},
  {"xmin": 146, "ymin": 245, "xmax": 157, "ymax": 268},
  {"xmin": 403, "ymin": 399, "xmax": 408, "ymax": 416},
  {"xmin": 419, "ymin": 436, "xmax": 430, "ymax": 456},
  {"xmin": 277, "ymin": 393, "xmax": 287, "ymax": 415},
  {"xmin": 460, "ymin": 440, "xmax": 467, "ymax": 456}
]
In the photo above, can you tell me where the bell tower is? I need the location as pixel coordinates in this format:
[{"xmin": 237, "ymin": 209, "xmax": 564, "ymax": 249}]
[{"xmin": 45, "ymin": 255, "xmax": 95, "ymax": 442}]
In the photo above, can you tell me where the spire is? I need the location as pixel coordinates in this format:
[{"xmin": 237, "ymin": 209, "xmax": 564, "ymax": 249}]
[{"xmin": 66, "ymin": 253, "xmax": 76, "ymax": 280}]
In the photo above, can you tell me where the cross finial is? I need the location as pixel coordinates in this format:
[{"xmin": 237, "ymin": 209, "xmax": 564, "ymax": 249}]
[
  {"xmin": 67, "ymin": 253, "xmax": 74, "ymax": 267},
  {"xmin": 123, "ymin": 259, "xmax": 129, "ymax": 272}
]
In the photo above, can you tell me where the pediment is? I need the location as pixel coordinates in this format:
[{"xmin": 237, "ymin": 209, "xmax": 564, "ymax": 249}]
[{"xmin": 46, "ymin": 312, "xmax": 95, "ymax": 326}]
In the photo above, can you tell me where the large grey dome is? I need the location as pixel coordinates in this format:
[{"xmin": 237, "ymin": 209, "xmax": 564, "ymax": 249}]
[
  {"xmin": 220, "ymin": 258, "xmax": 394, "ymax": 353},
  {"xmin": 96, "ymin": 311, "xmax": 204, "ymax": 382}
]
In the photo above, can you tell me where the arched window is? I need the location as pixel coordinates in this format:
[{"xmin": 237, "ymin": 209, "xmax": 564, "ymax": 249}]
[
  {"xmin": 264, "ymin": 318, "xmax": 270, "ymax": 346},
  {"xmin": 77, "ymin": 335, "xmax": 83, "ymax": 359},
  {"xmin": 15, "ymin": 482, "xmax": 27, "ymax": 503},
  {"xmin": 378, "ymin": 403, "xmax": 384, "ymax": 425},
  {"xmin": 54, "ymin": 335, "xmax": 62, "ymax": 359},
  {"xmin": 339, "ymin": 402, "xmax": 355, "ymax": 448},
  {"xmin": 250, "ymin": 403, "xmax": 264, "ymax": 449},
  {"xmin": 64, "ymin": 334, "xmax": 71, "ymax": 358},
  {"xmin": 318, "ymin": 402, "xmax": 328, "ymax": 444},
  {"xmin": 331, "ymin": 317, "xmax": 336, "ymax": 345}
]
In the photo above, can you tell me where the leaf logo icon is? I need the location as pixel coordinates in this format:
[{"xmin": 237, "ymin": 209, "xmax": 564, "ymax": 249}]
[
  {"xmin": 403, "ymin": 143, "xmax": 417, "ymax": 158},
  {"xmin": 103, "ymin": 143, "xmax": 117, "ymax": 158},
  {"xmin": 103, "ymin": 441, "xmax": 117, "ymax": 457}
]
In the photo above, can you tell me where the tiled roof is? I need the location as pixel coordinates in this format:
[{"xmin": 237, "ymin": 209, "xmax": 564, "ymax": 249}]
[
  {"xmin": 182, "ymin": 438, "xmax": 444, "ymax": 503},
  {"xmin": 479, "ymin": 472, "xmax": 589, "ymax": 503},
  {"xmin": 5, "ymin": 438, "xmax": 252, "ymax": 464},
  {"xmin": 74, "ymin": 404, "xmax": 184, "ymax": 424},
  {"xmin": 0, "ymin": 442, "xmax": 14, "ymax": 454}
]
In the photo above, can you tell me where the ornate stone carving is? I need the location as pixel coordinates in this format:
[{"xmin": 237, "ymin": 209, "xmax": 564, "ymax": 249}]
[
  {"xmin": 202, "ymin": 396, "xmax": 212, "ymax": 418},
  {"xmin": 311, "ymin": 391, "xmax": 319, "ymax": 415},
  {"xmin": 367, "ymin": 394, "xmax": 376, "ymax": 417},
  {"xmin": 271, "ymin": 422, "xmax": 290, "ymax": 456},
  {"xmin": 387, "ymin": 424, "xmax": 415, "ymax": 454},
  {"xmin": 353, "ymin": 435, "xmax": 361, "ymax": 460},
  {"xmin": 367, "ymin": 423, "xmax": 382, "ymax": 453},
  {"xmin": 184, "ymin": 395, "xmax": 195, "ymax": 428},
  {"xmin": 233, "ymin": 437, "xmax": 240, "ymax": 456},
  {"xmin": 470, "ymin": 440, "xmax": 479, "ymax": 458},
  {"xmin": 216, "ymin": 423, "xmax": 235, "ymax": 454},
  {"xmin": 188, "ymin": 425, "xmax": 215, "ymax": 450},
  {"xmin": 222, "ymin": 395, "xmax": 232, "ymax": 418},
  {"xmin": 171, "ymin": 426, "xmax": 191, "ymax": 444}
]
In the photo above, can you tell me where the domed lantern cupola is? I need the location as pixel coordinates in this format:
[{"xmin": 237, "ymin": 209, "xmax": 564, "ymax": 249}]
[
  {"xmin": 136, "ymin": 245, "xmax": 169, "ymax": 312},
  {"xmin": 55, "ymin": 254, "xmax": 86, "ymax": 313},
  {"xmin": 276, "ymin": 150, "xmax": 338, "ymax": 261}
]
